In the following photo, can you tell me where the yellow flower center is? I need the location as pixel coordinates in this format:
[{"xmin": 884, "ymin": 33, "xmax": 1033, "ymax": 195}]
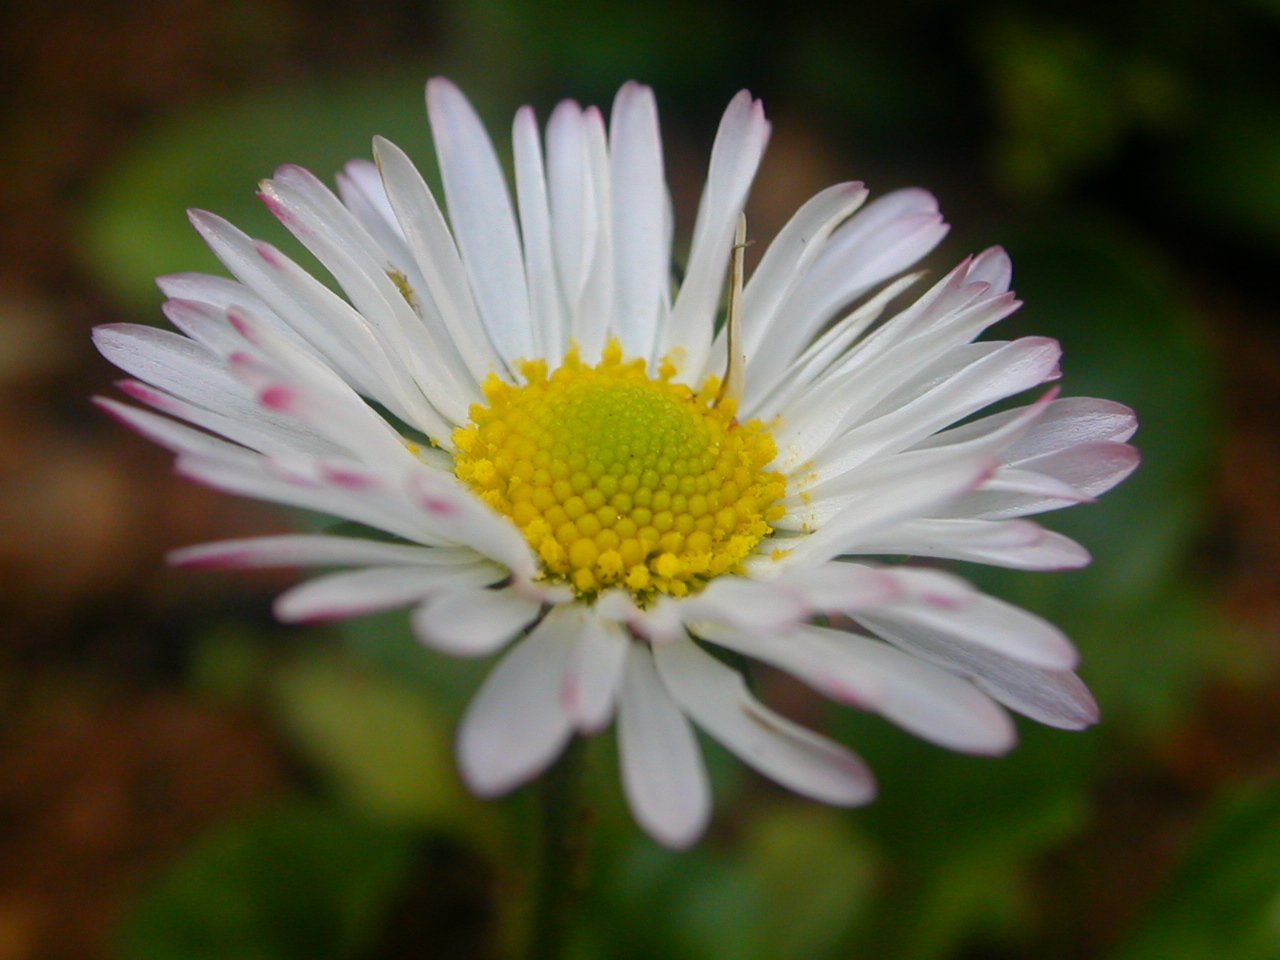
[{"xmin": 453, "ymin": 340, "xmax": 785, "ymax": 601}]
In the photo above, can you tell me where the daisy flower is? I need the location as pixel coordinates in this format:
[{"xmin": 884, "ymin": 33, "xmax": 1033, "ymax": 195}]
[{"xmin": 94, "ymin": 79, "xmax": 1138, "ymax": 848}]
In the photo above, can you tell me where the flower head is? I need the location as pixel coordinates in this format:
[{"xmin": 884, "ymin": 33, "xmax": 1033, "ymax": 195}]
[{"xmin": 95, "ymin": 79, "xmax": 1138, "ymax": 847}]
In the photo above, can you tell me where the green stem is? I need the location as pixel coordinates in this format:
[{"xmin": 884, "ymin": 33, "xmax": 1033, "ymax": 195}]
[{"xmin": 524, "ymin": 741, "xmax": 589, "ymax": 960}]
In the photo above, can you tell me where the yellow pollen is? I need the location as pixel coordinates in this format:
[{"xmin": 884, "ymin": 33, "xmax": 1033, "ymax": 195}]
[{"xmin": 453, "ymin": 339, "xmax": 785, "ymax": 602}]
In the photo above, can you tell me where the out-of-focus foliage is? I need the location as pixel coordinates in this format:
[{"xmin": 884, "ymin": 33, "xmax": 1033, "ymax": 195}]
[
  {"xmin": 1113, "ymin": 781, "xmax": 1280, "ymax": 960},
  {"xmin": 269, "ymin": 647, "xmax": 471, "ymax": 831},
  {"xmin": 116, "ymin": 801, "xmax": 413, "ymax": 960}
]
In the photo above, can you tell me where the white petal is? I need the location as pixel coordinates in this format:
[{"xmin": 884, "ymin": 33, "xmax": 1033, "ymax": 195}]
[
  {"xmin": 171, "ymin": 450, "xmax": 440, "ymax": 547},
  {"xmin": 862, "ymin": 589, "xmax": 1079, "ymax": 670},
  {"xmin": 1011, "ymin": 442, "xmax": 1142, "ymax": 497},
  {"xmin": 95, "ymin": 395, "xmax": 253, "ymax": 462},
  {"xmin": 577, "ymin": 107, "xmax": 614, "ymax": 358},
  {"xmin": 744, "ymin": 272, "xmax": 922, "ymax": 417},
  {"xmin": 412, "ymin": 585, "xmax": 543, "ymax": 657},
  {"xmin": 776, "ymin": 453, "xmax": 997, "ymax": 566},
  {"xmin": 512, "ymin": 106, "xmax": 564, "ymax": 358},
  {"xmin": 609, "ymin": 82, "xmax": 669, "ymax": 359},
  {"xmin": 186, "ymin": 209, "xmax": 440, "ymax": 429},
  {"xmin": 661, "ymin": 90, "xmax": 770, "ymax": 380},
  {"xmin": 273, "ymin": 563, "xmax": 503, "ymax": 623},
  {"xmin": 738, "ymin": 181, "xmax": 869, "ymax": 362},
  {"xmin": 706, "ymin": 624, "xmax": 1016, "ymax": 754},
  {"xmin": 807, "ymin": 337, "xmax": 1062, "ymax": 479},
  {"xmin": 654, "ymin": 639, "xmax": 875, "ymax": 806},
  {"xmin": 95, "ymin": 323, "xmax": 253, "ymax": 414},
  {"xmin": 456, "ymin": 614, "xmax": 576, "ymax": 796},
  {"xmin": 170, "ymin": 534, "xmax": 475, "ymax": 569},
  {"xmin": 157, "ymin": 272, "xmax": 272, "ymax": 318},
  {"xmin": 426, "ymin": 77, "xmax": 533, "ymax": 363},
  {"xmin": 403, "ymin": 472, "xmax": 538, "ymax": 579},
  {"xmin": 258, "ymin": 168, "xmax": 476, "ymax": 429},
  {"xmin": 679, "ymin": 575, "xmax": 814, "ymax": 635},
  {"xmin": 747, "ymin": 189, "xmax": 948, "ymax": 391},
  {"xmin": 853, "ymin": 518, "xmax": 1092, "ymax": 570},
  {"xmin": 881, "ymin": 628, "xmax": 1098, "ymax": 729},
  {"xmin": 371, "ymin": 135, "xmax": 504, "ymax": 383},
  {"xmin": 617, "ymin": 642, "xmax": 710, "ymax": 849},
  {"xmin": 966, "ymin": 246, "xmax": 1013, "ymax": 292},
  {"xmin": 562, "ymin": 612, "xmax": 629, "ymax": 732},
  {"xmin": 114, "ymin": 377, "xmax": 336, "ymax": 461},
  {"xmin": 1005, "ymin": 397, "xmax": 1139, "ymax": 457}
]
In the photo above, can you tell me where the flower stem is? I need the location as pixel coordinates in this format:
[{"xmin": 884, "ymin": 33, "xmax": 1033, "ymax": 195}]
[{"xmin": 524, "ymin": 740, "xmax": 589, "ymax": 960}]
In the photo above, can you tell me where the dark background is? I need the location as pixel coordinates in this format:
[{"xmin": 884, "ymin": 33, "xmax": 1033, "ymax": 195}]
[{"xmin": 2, "ymin": 1, "xmax": 1278, "ymax": 958}]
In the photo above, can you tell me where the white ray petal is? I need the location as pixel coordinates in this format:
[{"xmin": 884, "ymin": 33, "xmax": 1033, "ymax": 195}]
[
  {"xmin": 169, "ymin": 534, "xmax": 475, "ymax": 569},
  {"xmin": 862, "ymin": 588, "xmax": 1079, "ymax": 670},
  {"xmin": 512, "ymin": 105, "xmax": 564, "ymax": 357},
  {"xmin": 777, "ymin": 453, "xmax": 996, "ymax": 564},
  {"xmin": 274, "ymin": 562, "xmax": 503, "ymax": 623},
  {"xmin": 661, "ymin": 90, "xmax": 770, "ymax": 381},
  {"xmin": 617, "ymin": 642, "xmax": 710, "ymax": 849},
  {"xmin": 577, "ymin": 106, "xmax": 614, "ymax": 359},
  {"xmin": 403, "ymin": 471, "xmax": 538, "ymax": 579},
  {"xmin": 93, "ymin": 324, "xmax": 334, "ymax": 455},
  {"xmin": 609, "ymin": 82, "xmax": 670, "ymax": 359},
  {"xmin": 456, "ymin": 615, "xmax": 576, "ymax": 796},
  {"xmin": 116, "ymin": 378, "xmax": 343, "ymax": 459},
  {"xmin": 562, "ymin": 611, "xmax": 628, "ymax": 733},
  {"xmin": 705, "ymin": 624, "xmax": 1016, "ymax": 754},
  {"xmin": 426, "ymin": 77, "xmax": 533, "ymax": 363},
  {"xmin": 876, "ymin": 624, "xmax": 1099, "ymax": 729},
  {"xmin": 737, "ymin": 182, "xmax": 869, "ymax": 362},
  {"xmin": 852, "ymin": 517, "xmax": 1092, "ymax": 570},
  {"xmin": 412, "ymin": 585, "xmax": 543, "ymax": 657},
  {"xmin": 806, "ymin": 337, "xmax": 1062, "ymax": 480},
  {"xmin": 372, "ymin": 136, "xmax": 505, "ymax": 383},
  {"xmin": 654, "ymin": 639, "xmax": 875, "ymax": 805}
]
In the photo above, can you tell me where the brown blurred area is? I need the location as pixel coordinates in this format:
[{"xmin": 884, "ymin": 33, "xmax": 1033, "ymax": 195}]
[{"xmin": 1, "ymin": 2, "xmax": 1278, "ymax": 959}]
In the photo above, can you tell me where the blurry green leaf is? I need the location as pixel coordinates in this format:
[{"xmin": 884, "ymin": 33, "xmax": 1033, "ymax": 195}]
[
  {"xmin": 453, "ymin": 0, "xmax": 748, "ymax": 101},
  {"xmin": 271, "ymin": 647, "xmax": 472, "ymax": 831},
  {"xmin": 340, "ymin": 610, "xmax": 492, "ymax": 716},
  {"xmin": 1073, "ymin": 582, "xmax": 1220, "ymax": 736},
  {"xmin": 79, "ymin": 69, "xmax": 439, "ymax": 315},
  {"xmin": 1112, "ymin": 781, "xmax": 1280, "ymax": 960},
  {"xmin": 978, "ymin": 17, "xmax": 1186, "ymax": 196},
  {"xmin": 189, "ymin": 624, "xmax": 272, "ymax": 705},
  {"xmin": 116, "ymin": 800, "xmax": 412, "ymax": 960},
  {"xmin": 741, "ymin": 805, "xmax": 874, "ymax": 960},
  {"xmin": 847, "ymin": 719, "xmax": 1095, "ymax": 865},
  {"xmin": 1162, "ymin": 94, "xmax": 1280, "ymax": 251},
  {"xmin": 837, "ymin": 716, "xmax": 1096, "ymax": 959},
  {"xmin": 582, "ymin": 839, "xmax": 763, "ymax": 960}
]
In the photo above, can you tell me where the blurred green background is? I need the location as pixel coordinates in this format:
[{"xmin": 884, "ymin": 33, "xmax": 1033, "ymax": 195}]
[{"xmin": 2, "ymin": 0, "xmax": 1278, "ymax": 958}]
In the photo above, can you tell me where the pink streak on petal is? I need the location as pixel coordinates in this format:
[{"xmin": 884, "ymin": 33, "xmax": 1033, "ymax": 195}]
[
  {"xmin": 561, "ymin": 674, "xmax": 580, "ymax": 714},
  {"xmin": 254, "ymin": 240, "xmax": 283, "ymax": 269},
  {"xmin": 257, "ymin": 191, "xmax": 295, "ymax": 226},
  {"xmin": 923, "ymin": 592, "xmax": 967, "ymax": 610},
  {"xmin": 423, "ymin": 495, "xmax": 457, "ymax": 516},
  {"xmin": 259, "ymin": 385, "xmax": 296, "ymax": 412},
  {"xmin": 322, "ymin": 465, "xmax": 378, "ymax": 490},
  {"xmin": 171, "ymin": 549, "xmax": 251, "ymax": 570},
  {"xmin": 117, "ymin": 380, "xmax": 168, "ymax": 408}
]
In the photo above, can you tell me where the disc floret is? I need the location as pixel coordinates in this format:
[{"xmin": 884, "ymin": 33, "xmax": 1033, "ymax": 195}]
[{"xmin": 453, "ymin": 341, "xmax": 785, "ymax": 601}]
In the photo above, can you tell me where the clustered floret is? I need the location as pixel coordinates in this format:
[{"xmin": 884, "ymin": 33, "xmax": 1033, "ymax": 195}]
[{"xmin": 453, "ymin": 340, "xmax": 785, "ymax": 601}]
